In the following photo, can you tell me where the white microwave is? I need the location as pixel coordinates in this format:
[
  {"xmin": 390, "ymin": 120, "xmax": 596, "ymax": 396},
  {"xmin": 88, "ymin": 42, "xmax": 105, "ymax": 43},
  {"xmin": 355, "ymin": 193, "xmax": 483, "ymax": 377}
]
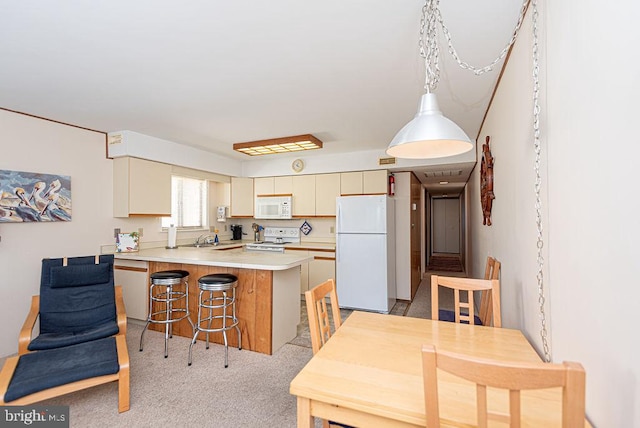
[{"xmin": 255, "ymin": 195, "xmax": 292, "ymax": 219}]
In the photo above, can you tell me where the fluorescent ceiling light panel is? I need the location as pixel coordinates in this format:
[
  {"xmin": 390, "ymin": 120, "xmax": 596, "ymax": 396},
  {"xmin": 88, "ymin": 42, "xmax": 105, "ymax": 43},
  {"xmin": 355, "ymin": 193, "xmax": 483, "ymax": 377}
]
[{"xmin": 233, "ymin": 134, "xmax": 323, "ymax": 156}]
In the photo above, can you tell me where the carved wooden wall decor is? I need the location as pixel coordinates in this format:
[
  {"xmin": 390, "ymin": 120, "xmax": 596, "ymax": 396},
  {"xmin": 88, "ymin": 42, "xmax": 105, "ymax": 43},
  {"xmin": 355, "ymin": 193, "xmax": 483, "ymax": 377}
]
[{"xmin": 480, "ymin": 136, "xmax": 495, "ymax": 226}]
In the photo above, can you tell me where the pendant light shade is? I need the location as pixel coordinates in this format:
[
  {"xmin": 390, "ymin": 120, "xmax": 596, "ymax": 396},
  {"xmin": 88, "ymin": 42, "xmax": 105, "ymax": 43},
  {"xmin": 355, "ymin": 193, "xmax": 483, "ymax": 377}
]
[{"xmin": 386, "ymin": 93, "xmax": 473, "ymax": 159}]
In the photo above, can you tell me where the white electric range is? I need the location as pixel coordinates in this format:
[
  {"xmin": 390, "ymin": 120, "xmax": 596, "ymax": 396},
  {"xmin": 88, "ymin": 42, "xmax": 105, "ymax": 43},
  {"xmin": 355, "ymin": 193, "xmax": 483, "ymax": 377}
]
[{"xmin": 244, "ymin": 227, "xmax": 300, "ymax": 253}]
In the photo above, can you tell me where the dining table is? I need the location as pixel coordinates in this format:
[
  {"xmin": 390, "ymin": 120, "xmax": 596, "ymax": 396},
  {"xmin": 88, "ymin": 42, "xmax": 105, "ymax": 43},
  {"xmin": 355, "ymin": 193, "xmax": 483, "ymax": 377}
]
[{"xmin": 289, "ymin": 310, "xmax": 590, "ymax": 427}]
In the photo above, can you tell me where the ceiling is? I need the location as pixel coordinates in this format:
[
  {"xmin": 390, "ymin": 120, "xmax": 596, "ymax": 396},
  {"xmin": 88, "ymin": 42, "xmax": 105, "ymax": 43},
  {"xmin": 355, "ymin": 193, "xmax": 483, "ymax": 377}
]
[{"xmin": 0, "ymin": 1, "xmax": 524, "ymax": 196}]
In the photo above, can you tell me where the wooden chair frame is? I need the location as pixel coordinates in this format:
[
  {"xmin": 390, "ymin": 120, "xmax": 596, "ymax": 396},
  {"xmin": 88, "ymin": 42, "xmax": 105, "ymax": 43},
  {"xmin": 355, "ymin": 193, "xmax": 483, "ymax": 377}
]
[
  {"xmin": 305, "ymin": 279, "xmax": 348, "ymax": 428},
  {"xmin": 0, "ymin": 286, "xmax": 130, "ymax": 412},
  {"xmin": 479, "ymin": 256, "xmax": 501, "ymax": 327},
  {"xmin": 305, "ymin": 279, "xmax": 342, "ymax": 355},
  {"xmin": 431, "ymin": 275, "xmax": 501, "ymax": 327},
  {"xmin": 422, "ymin": 344, "xmax": 586, "ymax": 427}
]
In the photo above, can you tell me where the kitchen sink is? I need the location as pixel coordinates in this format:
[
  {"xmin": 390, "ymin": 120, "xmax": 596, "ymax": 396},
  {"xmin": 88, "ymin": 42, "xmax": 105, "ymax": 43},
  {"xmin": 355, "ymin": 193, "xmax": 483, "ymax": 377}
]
[
  {"xmin": 179, "ymin": 243, "xmax": 214, "ymax": 248},
  {"xmin": 179, "ymin": 241, "xmax": 240, "ymax": 248}
]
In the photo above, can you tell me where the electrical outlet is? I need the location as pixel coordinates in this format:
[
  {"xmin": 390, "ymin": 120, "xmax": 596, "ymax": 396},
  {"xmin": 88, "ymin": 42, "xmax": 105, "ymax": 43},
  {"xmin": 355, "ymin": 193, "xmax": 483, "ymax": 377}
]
[
  {"xmin": 330, "ymin": 226, "xmax": 335, "ymax": 234},
  {"xmin": 210, "ymin": 226, "xmax": 215, "ymax": 232},
  {"xmin": 224, "ymin": 225, "xmax": 227, "ymax": 231},
  {"xmin": 138, "ymin": 227, "xmax": 143, "ymax": 237},
  {"xmin": 113, "ymin": 228, "xmax": 121, "ymax": 238}
]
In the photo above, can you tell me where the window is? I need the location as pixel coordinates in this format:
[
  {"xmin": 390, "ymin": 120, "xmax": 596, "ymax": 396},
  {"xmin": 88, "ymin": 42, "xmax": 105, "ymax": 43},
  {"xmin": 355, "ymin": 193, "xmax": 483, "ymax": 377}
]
[{"xmin": 161, "ymin": 176, "xmax": 208, "ymax": 229}]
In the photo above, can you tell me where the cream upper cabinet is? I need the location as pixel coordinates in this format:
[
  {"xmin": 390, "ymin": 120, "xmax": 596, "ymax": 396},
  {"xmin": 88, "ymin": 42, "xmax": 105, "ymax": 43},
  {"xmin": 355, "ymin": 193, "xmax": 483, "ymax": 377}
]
[
  {"xmin": 363, "ymin": 170, "xmax": 388, "ymax": 194},
  {"xmin": 113, "ymin": 157, "xmax": 171, "ymax": 217},
  {"xmin": 254, "ymin": 177, "xmax": 274, "ymax": 197},
  {"xmin": 292, "ymin": 175, "xmax": 316, "ymax": 216},
  {"xmin": 230, "ymin": 177, "xmax": 254, "ymax": 217},
  {"xmin": 315, "ymin": 173, "xmax": 341, "ymax": 216},
  {"xmin": 340, "ymin": 172, "xmax": 363, "ymax": 195},
  {"xmin": 255, "ymin": 176, "xmax": 292, "ymax": 197},
  {"xmin": 340, "ymin": 170, "xmax": 387, "ymax": 195},
  {"xmin": 274, "ymin": 176, "xmax": 293, "ymax": 195}
]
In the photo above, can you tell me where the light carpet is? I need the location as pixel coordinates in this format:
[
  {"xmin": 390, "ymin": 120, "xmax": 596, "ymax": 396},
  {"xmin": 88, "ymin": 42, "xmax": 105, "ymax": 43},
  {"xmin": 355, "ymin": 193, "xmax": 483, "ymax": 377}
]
[{"xmin": 1, "ymin": 292, "xmax": 418, "ymax": 427}]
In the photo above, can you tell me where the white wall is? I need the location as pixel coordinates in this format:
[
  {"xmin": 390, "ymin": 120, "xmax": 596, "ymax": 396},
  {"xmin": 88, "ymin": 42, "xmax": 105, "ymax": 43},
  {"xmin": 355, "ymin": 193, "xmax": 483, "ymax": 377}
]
[
  {"xmin": 0, "ymin": 110, "xmax": 212, "ymax": 357},
  {"xmin": 472, "ymin": 1, "xmax": 640, "ymax": 426},
  {"xmin": 394, "ymin": 172, "xmax": 411, "ymax": 300}
]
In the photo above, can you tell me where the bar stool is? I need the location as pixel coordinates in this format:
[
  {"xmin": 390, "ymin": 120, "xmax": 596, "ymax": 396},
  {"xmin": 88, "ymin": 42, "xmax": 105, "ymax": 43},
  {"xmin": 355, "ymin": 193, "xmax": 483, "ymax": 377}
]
[
  {"xmin": 188, "ymin": 273, "xmax": 241, "ymax": 368},
  {"xmin": 139, "ymin": 270, "xmax": 195, "ymax": 358}
]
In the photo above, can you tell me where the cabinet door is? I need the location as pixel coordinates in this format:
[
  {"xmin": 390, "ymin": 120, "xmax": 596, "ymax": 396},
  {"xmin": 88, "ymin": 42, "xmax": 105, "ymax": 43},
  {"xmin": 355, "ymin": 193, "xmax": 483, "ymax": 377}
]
[
  {"xmin": 315, "ymin": 173, "xmax": 341, "ymax": 216},
  {"xmin": 363, "ymin": 170, "xmax": 388, "ymax": 194},
  {"xmin": 308, "ymin": 251, "xmax": 336, "ymax": 290},
  {"xmin": 292, "ymin": 175, "xmax": 316, "ymax": 216},
  {"xmin": 274, "ymin": 176, "xmax": 293, "ymax": 195},
  {"xmin": 230, "ymin": 177, "xmax": 254, "ymax": 217},
  {"xmin": 114, "ymin": 157, "xmax": 171, "ymax": 217},
  {"xmin": 287, "ymin": 248, "xmax": 310, "ymax": 293},
  {"xmin": 254, "ymin": 177, "xmax": 275, "ymax": 197},
  {"xmin": 340, "ymin": 172, "xmax": 363, "ymax": 195},
  {"xmin": 114, "ymin": 260, "xmax": 149, "ymax": 320},
  {"xmin": 129, "ymin": 158, "xmax": 172, "ymax": 215}
]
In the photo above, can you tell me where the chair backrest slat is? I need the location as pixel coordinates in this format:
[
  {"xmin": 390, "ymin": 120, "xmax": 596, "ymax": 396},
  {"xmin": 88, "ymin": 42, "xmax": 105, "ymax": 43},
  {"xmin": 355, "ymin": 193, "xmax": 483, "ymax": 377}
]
[
  {"xmin": 431, "ymin": 275, "xmax": 501, "ymax": 327},
  {"xmin": 480, "ymin": 256, "xmax": 501, "ymax": 326},
  {"xmin": 305, "ymin": 279, "xmax": 342, "ymax": 355},
  {"xmin": 422, "ymin": 344, "xmax": 586, "ymax": 427}
]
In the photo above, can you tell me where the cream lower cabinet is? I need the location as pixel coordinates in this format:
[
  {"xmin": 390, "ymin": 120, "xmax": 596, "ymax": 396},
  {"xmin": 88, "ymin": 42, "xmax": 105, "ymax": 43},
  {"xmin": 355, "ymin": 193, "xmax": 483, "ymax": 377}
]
[
  {"xmin": 289, "ymin": 248, "xmax": 336, "ymax": 294},
  {"xmin": 114, "ymin": 259, "xmax": 149, "ymax": 320},
  {"xmin": 308, "ymin": 252, "xmax": 336, "ymax": 290}
]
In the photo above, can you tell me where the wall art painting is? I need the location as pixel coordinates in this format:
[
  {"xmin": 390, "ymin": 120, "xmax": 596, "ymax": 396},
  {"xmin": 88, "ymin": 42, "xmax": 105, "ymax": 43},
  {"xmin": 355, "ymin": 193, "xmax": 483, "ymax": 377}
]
[{"xmin": 0, "ymin": 169, "xmax": 72, "ymax": 223}]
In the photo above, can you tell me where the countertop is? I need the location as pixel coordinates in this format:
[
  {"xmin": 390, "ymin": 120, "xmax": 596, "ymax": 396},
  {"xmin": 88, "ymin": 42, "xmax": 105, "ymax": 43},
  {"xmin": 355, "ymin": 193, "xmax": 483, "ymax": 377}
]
[{"xmin": 113, "ymin": 246, "xmax": 313, "ymax": 270}]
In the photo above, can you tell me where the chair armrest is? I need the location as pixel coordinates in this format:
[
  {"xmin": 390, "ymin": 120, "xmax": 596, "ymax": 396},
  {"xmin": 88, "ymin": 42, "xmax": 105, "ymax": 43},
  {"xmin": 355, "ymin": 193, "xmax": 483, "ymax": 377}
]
[
  {"xmin": 18, "ymin": 296, "xmax": 39, "ymax": 355},
  {"xmin": 114, "ymin": 285, "xmax": 127, "ymax": 336}
]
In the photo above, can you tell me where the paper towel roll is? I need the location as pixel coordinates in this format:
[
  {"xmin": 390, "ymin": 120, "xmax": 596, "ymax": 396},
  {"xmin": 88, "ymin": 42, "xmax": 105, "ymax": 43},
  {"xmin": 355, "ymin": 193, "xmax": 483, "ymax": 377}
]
[{"xmin": 167, "ymin": 224, "xmax": 177, "ymax": 248}]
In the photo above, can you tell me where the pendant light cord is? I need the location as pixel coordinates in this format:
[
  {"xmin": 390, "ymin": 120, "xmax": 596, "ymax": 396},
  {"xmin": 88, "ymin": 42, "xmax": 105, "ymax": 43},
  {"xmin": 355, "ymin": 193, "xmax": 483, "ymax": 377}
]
[
  {"xmin": 419, "ymin": 0, "xmax": 529, "ymax": 89},
  {"xmin": 531, "ymin": 0, "xmax": 551, "ymax": 363},
  {"xmin": 419, "ymin": 0, "xmax": 551, "ymax": 361}
]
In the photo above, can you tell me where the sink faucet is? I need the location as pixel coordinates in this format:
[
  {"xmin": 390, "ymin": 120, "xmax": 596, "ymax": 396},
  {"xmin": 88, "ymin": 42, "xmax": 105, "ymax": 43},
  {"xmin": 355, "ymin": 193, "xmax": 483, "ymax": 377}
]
[{"xmin": 194, "ymin": 234, "xmax": 214, "ymax": 246}]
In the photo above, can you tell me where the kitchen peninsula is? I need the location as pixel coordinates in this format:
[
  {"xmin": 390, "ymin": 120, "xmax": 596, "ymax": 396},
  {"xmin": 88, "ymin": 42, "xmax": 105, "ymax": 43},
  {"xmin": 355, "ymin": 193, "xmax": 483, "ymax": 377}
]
[{"xmin": 114, "ymin": 247, "xmax": 312, "ymax": 355}]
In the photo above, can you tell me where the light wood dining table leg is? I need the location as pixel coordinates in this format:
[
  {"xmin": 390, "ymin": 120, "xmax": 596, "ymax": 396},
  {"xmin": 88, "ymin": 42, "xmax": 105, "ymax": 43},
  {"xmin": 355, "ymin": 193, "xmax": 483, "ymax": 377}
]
[{"xmin": 297, "ymin": 396, "xmax": 314, "ymax": 427}]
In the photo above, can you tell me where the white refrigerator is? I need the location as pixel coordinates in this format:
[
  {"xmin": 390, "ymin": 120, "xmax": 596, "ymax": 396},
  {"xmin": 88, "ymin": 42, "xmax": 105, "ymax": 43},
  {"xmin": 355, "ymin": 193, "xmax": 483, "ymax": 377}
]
[{"xmin": 336, "ymin": 195, "xmax": 396, "ymax": 313}]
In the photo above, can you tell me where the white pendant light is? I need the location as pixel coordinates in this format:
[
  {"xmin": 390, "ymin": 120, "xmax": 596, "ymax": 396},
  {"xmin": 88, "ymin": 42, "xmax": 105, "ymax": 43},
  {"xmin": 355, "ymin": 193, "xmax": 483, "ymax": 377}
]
[
  {"xmin": 386, "ymin": 93, "xmax": 472, "ymax": 159},
  {"xmin": 387, "ymin": 0, "xmax": 475, "ymax": 159}
]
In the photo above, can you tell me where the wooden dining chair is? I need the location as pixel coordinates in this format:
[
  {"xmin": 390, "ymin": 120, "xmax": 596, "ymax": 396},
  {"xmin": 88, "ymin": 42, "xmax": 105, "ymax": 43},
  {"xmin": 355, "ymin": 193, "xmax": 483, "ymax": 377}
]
[
  {"xmin": 305, "ymin": 279, "xmax": 342, "ymax": 355},
  {"xmin": 479, "ymin": 256, "xmax": 501, "ymax": 327},
  {"xmin": 305, "ymin": 279, "xmax": 352, "ymax": 428},
  {"xmin": 422, "ymin": 344, "xmax": 586, "ymax": 427},
  {"xmin": 431, "ymin": 275, "xmax": 501, "ymax": 327}
]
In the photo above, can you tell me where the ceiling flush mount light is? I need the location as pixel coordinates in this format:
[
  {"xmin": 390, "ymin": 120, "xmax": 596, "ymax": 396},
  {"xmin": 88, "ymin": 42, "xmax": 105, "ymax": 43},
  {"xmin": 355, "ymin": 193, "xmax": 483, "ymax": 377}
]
[
  {"xmin": 233, "ymin": 134, "xmax": 322, "ymax": 156},
  {"xmin": 387, "ymin": 0, "xmax": 527, "ymax": 159}
]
